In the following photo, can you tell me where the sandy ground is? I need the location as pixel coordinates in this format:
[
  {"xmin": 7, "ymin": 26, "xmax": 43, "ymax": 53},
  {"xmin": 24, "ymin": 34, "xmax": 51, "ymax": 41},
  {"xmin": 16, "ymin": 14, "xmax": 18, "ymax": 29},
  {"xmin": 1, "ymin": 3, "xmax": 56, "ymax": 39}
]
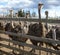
[{"xmin": 0, "ymin": 33, "xmax": 57, "ymax": 55}]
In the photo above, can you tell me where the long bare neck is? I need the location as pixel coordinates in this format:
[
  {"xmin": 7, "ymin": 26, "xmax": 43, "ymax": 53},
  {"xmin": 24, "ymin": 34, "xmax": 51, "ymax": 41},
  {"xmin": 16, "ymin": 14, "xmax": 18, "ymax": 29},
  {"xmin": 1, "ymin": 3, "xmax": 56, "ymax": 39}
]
[{"xmin": 11, "ymin": 21, "xmax": 14, "ymax": 28}]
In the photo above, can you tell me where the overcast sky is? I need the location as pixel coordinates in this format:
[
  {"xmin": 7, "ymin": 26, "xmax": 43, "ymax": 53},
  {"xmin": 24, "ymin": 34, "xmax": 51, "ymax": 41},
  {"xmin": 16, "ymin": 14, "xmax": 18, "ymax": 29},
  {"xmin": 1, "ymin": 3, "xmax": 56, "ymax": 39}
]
[{"xmin": 0, "ymin": 0, "xmax": 60, "ymax": 18}]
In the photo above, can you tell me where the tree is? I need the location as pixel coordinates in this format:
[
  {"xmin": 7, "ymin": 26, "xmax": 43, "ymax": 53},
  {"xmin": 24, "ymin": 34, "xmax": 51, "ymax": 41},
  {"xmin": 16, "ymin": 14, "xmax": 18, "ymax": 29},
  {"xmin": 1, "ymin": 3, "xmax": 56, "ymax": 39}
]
[
  {"xmin": 32, "ymin": 12, "xmax": 36, "ymax": 17},
  {"xmin": 18, "ymin": 9, "xmax": 25, "ymax": 17}
]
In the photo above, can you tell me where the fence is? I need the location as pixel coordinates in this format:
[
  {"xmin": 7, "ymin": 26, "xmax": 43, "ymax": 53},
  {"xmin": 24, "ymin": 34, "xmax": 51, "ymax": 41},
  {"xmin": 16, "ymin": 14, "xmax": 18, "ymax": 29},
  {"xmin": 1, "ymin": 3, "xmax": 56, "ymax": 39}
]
[
  {"xmin": 0, "ymin": 17, "xmax": 60, "ymax": 55},
  {"xmin": 0, "ymin": 17, "xmax": 60, "ymax": 23}
]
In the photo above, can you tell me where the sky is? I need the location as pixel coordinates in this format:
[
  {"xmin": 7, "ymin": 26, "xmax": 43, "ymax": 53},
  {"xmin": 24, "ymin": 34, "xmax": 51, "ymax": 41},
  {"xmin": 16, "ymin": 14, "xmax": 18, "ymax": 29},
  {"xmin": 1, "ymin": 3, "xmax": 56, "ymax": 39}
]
[{"xmin": 0, "ymin": 0, "xmax": 60, "ymax": 18}]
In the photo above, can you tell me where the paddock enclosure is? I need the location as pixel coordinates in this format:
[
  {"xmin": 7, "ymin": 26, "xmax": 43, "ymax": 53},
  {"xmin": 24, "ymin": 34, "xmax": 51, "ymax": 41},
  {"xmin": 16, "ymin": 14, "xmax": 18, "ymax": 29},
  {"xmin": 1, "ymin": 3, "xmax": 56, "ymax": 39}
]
[{"xmin": 0, "ymin": 17, "xmax": 60, "ymax": 55}]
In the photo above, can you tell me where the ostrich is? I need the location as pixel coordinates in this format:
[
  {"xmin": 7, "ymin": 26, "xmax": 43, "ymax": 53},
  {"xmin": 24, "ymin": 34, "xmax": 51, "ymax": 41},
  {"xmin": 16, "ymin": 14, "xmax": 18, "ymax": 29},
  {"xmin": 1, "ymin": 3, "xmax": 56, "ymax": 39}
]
[
  {"xmin": 27, "ymin": 23, "xmax": 44, "ymax": 52},
  {"xmin": 4, "ymin": 22, "xmax": 28, "ymax": 54},
  {"xmin": 46, "ymin": 26, "xmax": 60, "ymax": 50}
]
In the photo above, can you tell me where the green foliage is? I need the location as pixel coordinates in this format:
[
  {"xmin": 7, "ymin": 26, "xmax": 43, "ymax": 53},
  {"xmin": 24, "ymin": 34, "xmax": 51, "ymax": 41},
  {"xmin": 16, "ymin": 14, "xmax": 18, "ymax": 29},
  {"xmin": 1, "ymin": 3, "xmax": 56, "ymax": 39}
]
[{"xmin": 18, "ymin": 9, "xmax": 25, "ymax": 17}]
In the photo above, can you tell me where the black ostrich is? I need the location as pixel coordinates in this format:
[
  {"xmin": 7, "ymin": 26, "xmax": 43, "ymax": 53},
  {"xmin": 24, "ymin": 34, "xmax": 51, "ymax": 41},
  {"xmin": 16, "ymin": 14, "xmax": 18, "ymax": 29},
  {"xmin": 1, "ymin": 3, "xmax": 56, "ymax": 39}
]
[
  {"xmin": 4, "ymin": 23, "xmax": 28, "ymax": 54},
  {"xmin": 5, "ymin": 23, "xmax": 27, "ymax": 43},
  {"xmin": 27, "ymin": 23, "xmax": 44, "ymax": 52}
]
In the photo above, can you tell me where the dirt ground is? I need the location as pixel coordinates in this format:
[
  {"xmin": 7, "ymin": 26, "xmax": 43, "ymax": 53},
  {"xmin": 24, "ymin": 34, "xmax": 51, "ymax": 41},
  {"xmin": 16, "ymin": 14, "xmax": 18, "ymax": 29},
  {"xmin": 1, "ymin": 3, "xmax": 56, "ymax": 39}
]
[{"xmin": 0, "ymin": 33, "xmax": 57, "ymax": 55}]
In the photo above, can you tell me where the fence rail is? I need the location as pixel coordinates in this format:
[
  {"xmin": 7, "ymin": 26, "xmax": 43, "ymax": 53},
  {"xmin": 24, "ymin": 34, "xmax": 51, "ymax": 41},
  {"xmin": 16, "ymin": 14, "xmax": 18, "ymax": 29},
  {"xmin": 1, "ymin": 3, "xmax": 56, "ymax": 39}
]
[
  {"xmin": 0, "ymin": 37, "xmax": 60, "ymax": 54},
  {"xmin": 0, "ymin": 30, "xmax": 60, "ymax": 54},
  {"xmin": 0, "ymin": 50, "xmax": 12, "ymax": 55},
  {"xmin": 0, "ymin": 17, "xmax": 60, "ymax": 23},
  {"xmin": 0, "ymin": 43, "xmax": 36, "ymax": 55},
  {"xmin": 0, "ymin": 30, "xmax": 60, "ymax": 45}
]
